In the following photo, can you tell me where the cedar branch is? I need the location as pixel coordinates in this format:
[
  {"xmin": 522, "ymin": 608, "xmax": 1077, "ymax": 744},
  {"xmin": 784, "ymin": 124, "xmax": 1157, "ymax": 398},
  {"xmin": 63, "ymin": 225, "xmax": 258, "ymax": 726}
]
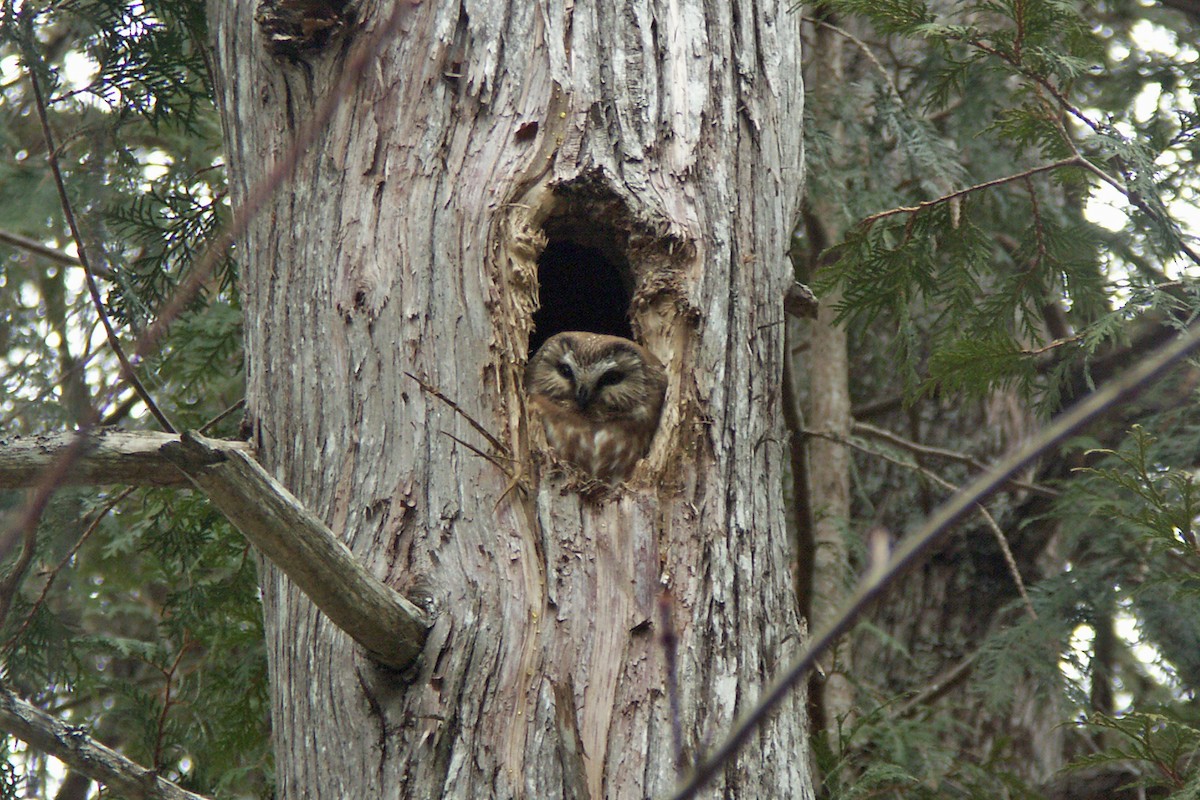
[
  {"xmin": 669, "ymin": 322, "xmax": 1200, "ymax": 800},
  {"xmin": 0, "ymin": 685, "xmax": 210, "ymax": 800}
]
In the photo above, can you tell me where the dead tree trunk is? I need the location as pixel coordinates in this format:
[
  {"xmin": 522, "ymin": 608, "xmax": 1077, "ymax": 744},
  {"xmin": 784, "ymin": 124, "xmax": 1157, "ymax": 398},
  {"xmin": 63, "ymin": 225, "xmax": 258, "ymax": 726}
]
[{"xmin": 210, "ymin": 1, "xmax": 809, "ymax": 797}]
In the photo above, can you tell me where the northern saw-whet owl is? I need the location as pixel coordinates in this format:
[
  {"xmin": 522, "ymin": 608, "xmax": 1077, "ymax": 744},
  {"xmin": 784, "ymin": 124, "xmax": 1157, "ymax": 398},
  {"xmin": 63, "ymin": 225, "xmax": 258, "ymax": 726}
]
[{"xmin": 526, "ymin": 331, "xmax": 667, "ymax": 481}]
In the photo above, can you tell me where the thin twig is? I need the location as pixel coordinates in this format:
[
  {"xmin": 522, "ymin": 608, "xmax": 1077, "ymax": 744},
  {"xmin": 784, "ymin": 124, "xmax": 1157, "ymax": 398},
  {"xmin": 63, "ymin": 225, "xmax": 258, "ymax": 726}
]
[
  {"xmin": 198, "ymin": 398, "xmax": 246, "ymax": 435},
  {"xmin": 151, "ymin": 633, "xmax": 192, "ymax": 770},
  {"xmin": 0, "ymin": 228, "xmax": 102, "ymax": 272},
  {"xmin": 2, "ymin": 488, "xmax": 135, "ymax": 656},
  {"xmin": 1070, "ymin": 153, "xmax": 1200, "ymax": 268},
  {"xmin": 668, "ymin": 322, "xmax": 1200, "ymax": 800},
  {"xmin": 851, "ymin": 421, "xmax": 1059, "ymax": 498},
  {"xmin": 439, "ymin": 431, "xmax": 516, "ymax": 474},
  {"xmin": 965, "ymin": 37, "xmax": 1103, "ymax": 136},
  {"xmin": 1023, "ymin": 177, "xmax": 1048, "ymax": 274},
  {"xmin": 1021, "ymin": 334, "xmax": 1083, "ymax": 356},
  {"xmin": 892, "ymin": 649, "xmax": 981, "ymax": 718},
  {"xmin": 405, "ymin": 372, "xmax": 509, "ymax": 455},
  {"xmin": 859, "ymin": 158, "xmax": 1086, "ymax": 229},
  {"xmin": 26, "ymin": 59, "xmax": 177, "ymax": 435},
  {"xmin": 801, "ymin": 15, "xmax": 901, "ymax": 99},
  {"xmin": 809, "ymin": 426, "xmax": 1038, "ymax": 619}
]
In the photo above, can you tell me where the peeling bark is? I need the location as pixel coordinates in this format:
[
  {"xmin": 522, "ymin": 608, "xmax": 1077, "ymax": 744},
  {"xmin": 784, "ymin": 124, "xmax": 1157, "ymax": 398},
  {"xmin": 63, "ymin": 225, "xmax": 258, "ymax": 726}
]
[{"xmin": 210, "ymin": 1, "xmax": 810, "ymax": 796}]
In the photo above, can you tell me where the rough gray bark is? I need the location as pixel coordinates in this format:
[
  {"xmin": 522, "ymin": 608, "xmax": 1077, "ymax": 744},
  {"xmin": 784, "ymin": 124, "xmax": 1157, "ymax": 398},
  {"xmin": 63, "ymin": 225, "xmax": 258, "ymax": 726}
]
[
  {"xmin": 0, "ymin": 430, "xmax": 231, "ymax": 488},
  {"xmin": 210, "ymin": 1, "xmax": 810, "ymax": 797}
]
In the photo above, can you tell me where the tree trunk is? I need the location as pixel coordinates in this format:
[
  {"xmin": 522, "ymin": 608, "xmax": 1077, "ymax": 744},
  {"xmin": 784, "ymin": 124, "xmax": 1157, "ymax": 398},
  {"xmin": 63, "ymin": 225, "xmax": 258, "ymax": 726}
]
[
  {"xmin": 796, "ymin": 17, "xmax": 854, "ymax": 736},
  {"xmin": 210, "ymin": 1, "xmax": 810, "ymax": 797}
]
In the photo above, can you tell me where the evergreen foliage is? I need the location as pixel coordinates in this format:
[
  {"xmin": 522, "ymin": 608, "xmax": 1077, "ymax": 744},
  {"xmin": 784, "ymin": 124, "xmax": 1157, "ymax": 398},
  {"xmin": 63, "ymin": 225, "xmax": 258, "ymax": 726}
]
[
  {"xmin": 0, "ymin": 1, "xmax": 265, "ymax": 796},
  {"xmin": 800, "ymin": 0, "xmax": 1200, "ymax": 797}
]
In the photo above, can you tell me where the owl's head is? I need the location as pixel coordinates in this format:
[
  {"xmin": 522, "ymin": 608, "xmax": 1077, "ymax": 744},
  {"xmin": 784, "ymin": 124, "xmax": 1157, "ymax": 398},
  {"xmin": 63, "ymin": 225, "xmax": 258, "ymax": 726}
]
[{"xmin": 526, "ymin": 332, "xmax": 666, "ymax": 421}]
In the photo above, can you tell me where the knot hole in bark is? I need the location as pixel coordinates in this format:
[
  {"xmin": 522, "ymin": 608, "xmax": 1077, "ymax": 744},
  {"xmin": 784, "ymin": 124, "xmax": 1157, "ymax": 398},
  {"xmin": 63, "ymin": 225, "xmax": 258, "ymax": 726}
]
[
  {"xmin": 528, "ymin": 178, "xmax": 693, "ymax": 359},
  {"xmin": 529, "ymin": 234, "xmax": 634, "ymax": 355},
  {"xmin": 514, "ymin": 176, "xmax": 699, "ymax": 482}
]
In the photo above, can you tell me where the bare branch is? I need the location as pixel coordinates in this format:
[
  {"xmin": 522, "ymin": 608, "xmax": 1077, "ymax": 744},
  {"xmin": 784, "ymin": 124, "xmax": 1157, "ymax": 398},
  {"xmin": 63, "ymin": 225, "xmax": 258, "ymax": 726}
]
[
  {"xmin": 808, "ymin": 426, "xmax": 1037, "ymax": 618},
  {"xmin": 851, "ymin": 421, "xmax": 1059, "ymax": 499},
  {"xmin": 859, "ymin": 158, "xmax": 1086, "ymax": 229},
  {"xmin": 3, "ymin": 487, "xmax": 134, "ymax": 653},
  {"xmin": 0, "ymin": 430, "xmax": 246, "ymax": 489},
  {"xmin": 26, "ymin": 58, "xmax": 177, "ymax": 435},
  {"xmin": 801, "ymin": 15, "xmax": 901, "ymax": 99},
  {"xmin": 161, "ymin": 432, "xmax": 429, "ymax": 670},
  {"xmin": 406, "ymin": 372, "xmax": 509, "ymax": 455},
  {"xmin": 668, "ymin": 322, "xmax": 1200, "ymax": 800},
  {"xmin": 0, "ymin": 228, "xmax": 102, "ymax": 273},
  {"xmin": 0, "ymin": 685, "xmax": 210, "ymax": 800}
]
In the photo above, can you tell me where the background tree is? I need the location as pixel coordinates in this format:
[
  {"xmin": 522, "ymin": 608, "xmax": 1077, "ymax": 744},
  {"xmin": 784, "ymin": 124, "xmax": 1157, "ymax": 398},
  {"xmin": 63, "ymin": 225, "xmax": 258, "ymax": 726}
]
[{"xmin": 792, "ymin": 2, "xmax": 1200, "ymax": 798}]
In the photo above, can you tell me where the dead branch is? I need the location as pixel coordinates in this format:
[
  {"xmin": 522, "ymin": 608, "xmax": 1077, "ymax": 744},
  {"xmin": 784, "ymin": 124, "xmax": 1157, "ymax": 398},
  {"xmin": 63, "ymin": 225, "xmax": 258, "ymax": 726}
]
[
  {"xmin": 161, "ymin": 432, "xmax": 429, "ymax": 670},
  {"xmin": 0, "ymin": 430, "xmax": 242, "ymax": 489},
  {"xmin": 0, "ymin": 430, "xmax": 429, "ymax": 670},
  {"xmin": 0, "ymin": 685, "xmax": 210, "ymax": 800}
]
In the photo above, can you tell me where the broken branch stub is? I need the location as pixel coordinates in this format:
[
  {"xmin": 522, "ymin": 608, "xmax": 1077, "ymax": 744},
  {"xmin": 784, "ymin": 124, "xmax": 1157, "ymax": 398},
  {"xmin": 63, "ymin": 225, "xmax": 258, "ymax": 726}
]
[{"xmin": 162, "ymin": 432, "xmax": 429, "ymax": 671}]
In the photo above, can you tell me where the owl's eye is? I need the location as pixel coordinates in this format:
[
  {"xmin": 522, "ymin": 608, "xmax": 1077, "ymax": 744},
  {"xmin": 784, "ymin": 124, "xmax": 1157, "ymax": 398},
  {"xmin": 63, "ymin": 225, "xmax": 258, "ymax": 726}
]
[
  {"xmin": 556, "ymin": 362, "xmax": 575, "ymax": 381},
  {"xmin": 596, "ymin": 370, "xmax": 625, "ymax": 389}
]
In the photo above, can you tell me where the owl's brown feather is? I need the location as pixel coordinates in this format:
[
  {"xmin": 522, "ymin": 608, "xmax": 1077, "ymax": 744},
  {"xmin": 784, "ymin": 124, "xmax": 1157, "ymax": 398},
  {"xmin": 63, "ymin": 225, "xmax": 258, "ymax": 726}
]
[{"xmin": 526, "ymin": 332, "xmax": 667, "ymax": 481}]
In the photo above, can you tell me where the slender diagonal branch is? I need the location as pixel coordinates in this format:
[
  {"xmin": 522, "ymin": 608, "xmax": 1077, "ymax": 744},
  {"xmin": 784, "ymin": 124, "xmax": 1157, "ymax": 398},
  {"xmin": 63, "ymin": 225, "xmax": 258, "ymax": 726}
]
[
  {"xmin": 2, "ymin": 487, "xmax": 134, "ymax": 654},
  {"xmin": 26, "ymin": 56, "xmax": 176, "ymax": 435},
  {"xmin": 668, "ymin": 322, "xmax": 1200, "ymax": 800},
  {"xmin": 859, "ymin": 158, "xmax": 1086, "ymax": 229},
  {"xmin": 852, "ymin": 421, "xmax": 1059, "ymax": 498},
  {"xmin": 801, "ymin": 16, "xmax": 900, "ymax": 99},
  {"xmin": 0, "ymin": 684, "xmax": 210, "ymax": 800},
  {"xmin": 0, "ymin": 228, "xmax": 101, "ymax": 272}
]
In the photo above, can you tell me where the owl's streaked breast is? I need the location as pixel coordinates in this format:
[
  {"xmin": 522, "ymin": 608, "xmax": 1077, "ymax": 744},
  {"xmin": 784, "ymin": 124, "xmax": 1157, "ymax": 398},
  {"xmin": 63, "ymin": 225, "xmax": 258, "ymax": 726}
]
[{"xmin": 541, "ymin": 410, "xmax": 649, "ymax": 481}]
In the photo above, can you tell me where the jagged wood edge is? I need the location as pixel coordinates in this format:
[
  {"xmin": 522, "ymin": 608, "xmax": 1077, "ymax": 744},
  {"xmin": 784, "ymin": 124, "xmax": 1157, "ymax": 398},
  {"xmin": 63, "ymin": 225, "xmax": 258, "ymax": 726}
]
[{"xmin": 0, "ymin": 429, "xmax": 429, "ymax": 670}]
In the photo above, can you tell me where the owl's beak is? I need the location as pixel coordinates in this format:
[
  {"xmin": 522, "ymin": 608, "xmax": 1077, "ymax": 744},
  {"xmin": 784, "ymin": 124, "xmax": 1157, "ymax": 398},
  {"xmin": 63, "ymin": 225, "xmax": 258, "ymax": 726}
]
[{"xmin": 575, "ymin": 385, "xmax": 592, "ymax": 409}]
